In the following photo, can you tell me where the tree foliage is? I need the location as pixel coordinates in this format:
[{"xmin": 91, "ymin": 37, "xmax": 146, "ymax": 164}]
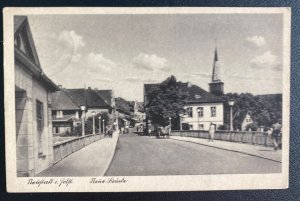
[
  {"xmin": 145, "ymin": 75, "xmax": 188, "ymax": 128},
  {"xmin": 223, "ymin": 93, "xmax": 282, "ymax": 129}
]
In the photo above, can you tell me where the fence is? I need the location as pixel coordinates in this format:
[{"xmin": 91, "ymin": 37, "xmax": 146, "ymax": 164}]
[
  {"xmin": 171, "ymin": 130, "xmax": 282, "ymax": 147},
  {"xmin": 53, "ymin": 134, "xmax": 103, "ymax": 164}
]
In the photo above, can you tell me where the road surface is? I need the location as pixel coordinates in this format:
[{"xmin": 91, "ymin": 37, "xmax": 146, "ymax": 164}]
[{"xmin": 105, "ymin": 132, "xmax": 281, "ymax": 176}]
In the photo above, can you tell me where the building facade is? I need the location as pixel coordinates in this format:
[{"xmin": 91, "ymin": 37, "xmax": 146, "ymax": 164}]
[
  {"xmin": 241, "ymin": 112, "xmax": 254, "ymax": 131},
  {"xmin": 15, "ymin": 16, "xmax": 58, "ymax": 176},
  {"xmin": 51, "ymin": 89, "xmax": 81, "ymax": 135},
  {"xmin": 183, "ymin": 102, "xmax": 224, "ymax": 130}
]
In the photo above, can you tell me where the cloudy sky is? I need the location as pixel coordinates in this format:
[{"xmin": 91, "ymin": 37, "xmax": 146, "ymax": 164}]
[{"xmin": 28, "ymin": 14, "xmax": 283, "ymax": 101}]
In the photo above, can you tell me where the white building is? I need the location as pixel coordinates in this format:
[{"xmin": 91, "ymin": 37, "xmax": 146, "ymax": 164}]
[
  {"xmin": 182, "ymin": 47, "xmax": 225, "ymax": 130},
  {"xmin": 144, "ymin": 47, "xmax": 225, "ymax": 131}
]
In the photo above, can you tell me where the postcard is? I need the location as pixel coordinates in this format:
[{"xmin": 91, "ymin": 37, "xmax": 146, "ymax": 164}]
[{"xmin": 4, "ymin": 7, "xmax": 290, "ymax": 192}]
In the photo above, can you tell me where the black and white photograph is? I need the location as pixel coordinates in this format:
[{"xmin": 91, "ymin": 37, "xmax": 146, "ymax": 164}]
[{"xmin": 4, "ymin": 7, "xmax": 290, "ymax": 192}]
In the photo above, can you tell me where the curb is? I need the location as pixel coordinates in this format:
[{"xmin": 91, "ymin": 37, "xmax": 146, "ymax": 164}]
[
  {"xmin": 170, "ymin": 137, "xmax": 282, "ymax": 163},
  {"xmin": 100, "ymin": 131, "xmax": 120, "ymax": 176}
]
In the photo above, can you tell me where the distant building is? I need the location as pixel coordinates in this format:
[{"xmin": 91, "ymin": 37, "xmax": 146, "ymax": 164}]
[
  {"xmin": 51, "ymin": 88, "xmax": 81, "ymax": 135},
  {"xmin": 182, "ymin": 83, "xmax": 224, "ymax": 130},
  {"xmin": 241, "ymin": 112, "xmax": 254, "ymax": 131},
  {"xmin": 15, "ymin": 16, "xmax": 58, "ymax": 176},
  {"xmin": 94, "ymin": 89, "xmax": 116, "ymax": 118},
  {"xmin": 143, "ymin": 48, "xmax": 225, "ymax": 131},
  {"xmin": 64, "ymin": 87, "xmax": 113, "ymax": 118},
  {"xmin": 115, "ymin": 97, "xmax": 131, "ymax": 119},
  {"xmin": 115, "ymin": 97, "xmax": 132, "ymax": 128},
  {"xmin": 132, "ymin": 101, "xmax": 145, "ymax": 122}
]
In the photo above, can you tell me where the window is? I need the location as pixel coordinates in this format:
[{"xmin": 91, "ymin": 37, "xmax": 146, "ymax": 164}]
[
  {"xmin": 187, "ymin": 107, "xmax": 193, "ymax": 117},
  {"xmin": 188, "ymin": 125, "xmax": 193, "ymax": 130},
  {"xmin": 36, "ymin": 100, "xmax": 44, "ymax": 156},
  {"xmin": 197, "ymin": 107, "xmax": 204, "ymax": 117},
  {"xmin": 56, "ymin": 110, "xmax": 63, "ymax": 118},
  {"xmin": 211, "ymin": 107, "xmax": 216, "ymax": 117}
]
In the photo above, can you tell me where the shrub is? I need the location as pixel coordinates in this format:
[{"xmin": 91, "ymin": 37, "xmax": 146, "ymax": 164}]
[{"xmin": 245, "ymin": 122, "xmax": 259, "ymax": 131}]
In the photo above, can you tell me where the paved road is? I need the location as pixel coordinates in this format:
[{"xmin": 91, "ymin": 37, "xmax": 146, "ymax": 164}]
[{"xmin": 105, "ymin": 132, "xmax": 281, "ymax": 176}]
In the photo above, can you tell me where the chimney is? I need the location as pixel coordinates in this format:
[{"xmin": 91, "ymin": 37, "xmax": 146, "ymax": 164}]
[{"xmin": 88, "ymin": 87, "xmax": 91, "ymax": 90}]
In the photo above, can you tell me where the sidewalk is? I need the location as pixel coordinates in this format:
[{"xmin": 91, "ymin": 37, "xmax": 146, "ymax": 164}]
[
  {"xmin": 37, "ymin": 131, "xmax": 119, "ymax": 177},
  {"xmin": 170, "ymin": 136, "xmax": 282, "ymax": 163}
]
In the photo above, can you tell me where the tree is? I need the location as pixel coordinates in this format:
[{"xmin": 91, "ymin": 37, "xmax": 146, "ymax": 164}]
[
  {"xmin": 145, "ymin": 75, "xmax": 188, "ymax": 129},
  {"xmin": 223, "ymin": 93, "xmax": 282, "ymax": 129}
]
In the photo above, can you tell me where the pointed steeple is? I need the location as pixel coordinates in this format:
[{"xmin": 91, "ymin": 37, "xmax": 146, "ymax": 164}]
[
  {"xmin": 212, "ymin": 45, "xmax": 221, "ymax": 82},
  {"xmin": 209, "ymin": 42, "xmax": 224, "ymax": 96}
]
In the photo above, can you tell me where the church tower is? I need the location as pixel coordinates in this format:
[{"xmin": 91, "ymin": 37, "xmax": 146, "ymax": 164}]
[{"xmin": 209, "ymin": 47, "xmax": 224, "ymax": 96}]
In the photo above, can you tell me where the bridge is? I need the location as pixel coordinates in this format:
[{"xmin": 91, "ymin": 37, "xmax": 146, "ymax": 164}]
[{"xmin": 38, "ymin": 129, "xmax": 281, "ymax": 176}]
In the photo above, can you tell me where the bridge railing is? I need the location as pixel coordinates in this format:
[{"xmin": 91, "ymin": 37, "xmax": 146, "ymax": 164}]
[
  {"xmin": 53, "ymin": 134, "xmax": 103, "ymax": 164},
  {"xmin": 171, "ymin": 130, "xmax": 281, "ymax": 147}
]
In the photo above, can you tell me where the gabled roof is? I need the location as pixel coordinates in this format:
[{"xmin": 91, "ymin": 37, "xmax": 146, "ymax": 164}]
[
  {"xmin": 14, "ymin": 16, "xmax": 58, "ymax": 91},
  {"xmin": 183, "ymin": 83, "xmax": 224, "ymax": 103},
  {"xmin": 51, "ymin": 90, "xmax": 80, "ymax": 110},
  {"xmin": 65, "ymin": 88, "xmax": 111, "ymax": 108},
  {"xmin": 115, "ymin": 97, "xmax": 131, "ymax": 114},
  {"xmin": 95, "ymin": 90, "xmax": 113, "ymax": 106},
  {"xmin": 144, "ymin": 77, "xmax": 224, "ymax": 104}
]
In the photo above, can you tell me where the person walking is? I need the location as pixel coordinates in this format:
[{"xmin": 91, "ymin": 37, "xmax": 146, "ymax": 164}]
[
  {"xmin": 272, "ymin": 121, "xmax": 282, "ymax": 151},
  {"xmin": 208, "ymin": 122, "xmax": 215, "ymax": 142}
]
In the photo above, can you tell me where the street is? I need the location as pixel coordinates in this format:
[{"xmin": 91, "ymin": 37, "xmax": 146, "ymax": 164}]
[{"xmin": 105, "ymin": 131, "xmax": 281, "ymax": 176}]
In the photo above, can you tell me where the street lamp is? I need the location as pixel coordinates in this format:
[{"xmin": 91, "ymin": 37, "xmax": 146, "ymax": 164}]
[
  {"xmin": 179, "ymin": 113, "xmax": 185, "ymax": 131},
  {"xmin": 98, "ymin": 116, "xmax": 101, "ymax": 134},
  {"xmin": 80, "ymin": 105, "xmax": 86, "ymax": 137},
  {"xmin": 102, "ymin": 119, "xmax": 105, "ymax": 135},
  {"xmin": 196, "ymin": 107, "xmax": 200, "ymax": 130},
  {"xmin": 92, "ymin": 111, "xmax": 95, "ymax": 135},
  {"xmin": 228, "ymin": 99, "xmax": 235, "ymax": 131},
  {"xmin": 169, "ymin": 117, "xmax": 172, "ymax": 134}
]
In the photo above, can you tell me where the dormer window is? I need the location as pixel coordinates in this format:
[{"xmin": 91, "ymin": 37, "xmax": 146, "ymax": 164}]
[{"xmin": 194, "ymin": 94, "xmax": 201, "ymax": 99}]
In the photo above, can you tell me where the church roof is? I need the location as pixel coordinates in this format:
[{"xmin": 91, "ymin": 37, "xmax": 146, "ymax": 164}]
[{"xmin": 183, "ymin": 83, "xmax": 224, "ymax": 103}]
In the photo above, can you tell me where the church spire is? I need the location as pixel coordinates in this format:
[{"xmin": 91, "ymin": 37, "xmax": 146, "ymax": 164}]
[
  {"xmin": 209, "ymin": 41, "xmax": 224, "ymax": 96},
  {"xmin": 211, "ymin": 41, "xmax": 221, "ymax": 82}
]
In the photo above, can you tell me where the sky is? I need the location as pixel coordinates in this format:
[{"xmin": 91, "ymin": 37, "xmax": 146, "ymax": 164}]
[{"xmin": 28, "ymin": 14, "xmax": 283, "ymax": 102}]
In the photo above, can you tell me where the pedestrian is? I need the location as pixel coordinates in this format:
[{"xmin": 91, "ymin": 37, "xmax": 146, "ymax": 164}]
[
  {"xmin": 208, "ymin": 122, "xmax": 215, "ymax": 142},
  {"xmin": 108, "ymin": 128, "xmax": 113, "ymax": 138},
  {"xmin": 272, "ymin": 120, "xmax": 282, "ymax": 151}
]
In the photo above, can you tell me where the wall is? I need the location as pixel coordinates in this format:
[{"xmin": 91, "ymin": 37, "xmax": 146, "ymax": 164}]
[
  {"xmin": 182, "ymin": 102, "xmax": 224, "ymax": 130},
  {"xmin": 15, "ymin": 63, "xmax": 54, "ymax": 176},
  {"xmin": 53, "ymin": 134, "xmax": 102, "ymax": 164},
  {"xmin": 171, "ymin": 130, "xmax": 281, "ymax": 147}
]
